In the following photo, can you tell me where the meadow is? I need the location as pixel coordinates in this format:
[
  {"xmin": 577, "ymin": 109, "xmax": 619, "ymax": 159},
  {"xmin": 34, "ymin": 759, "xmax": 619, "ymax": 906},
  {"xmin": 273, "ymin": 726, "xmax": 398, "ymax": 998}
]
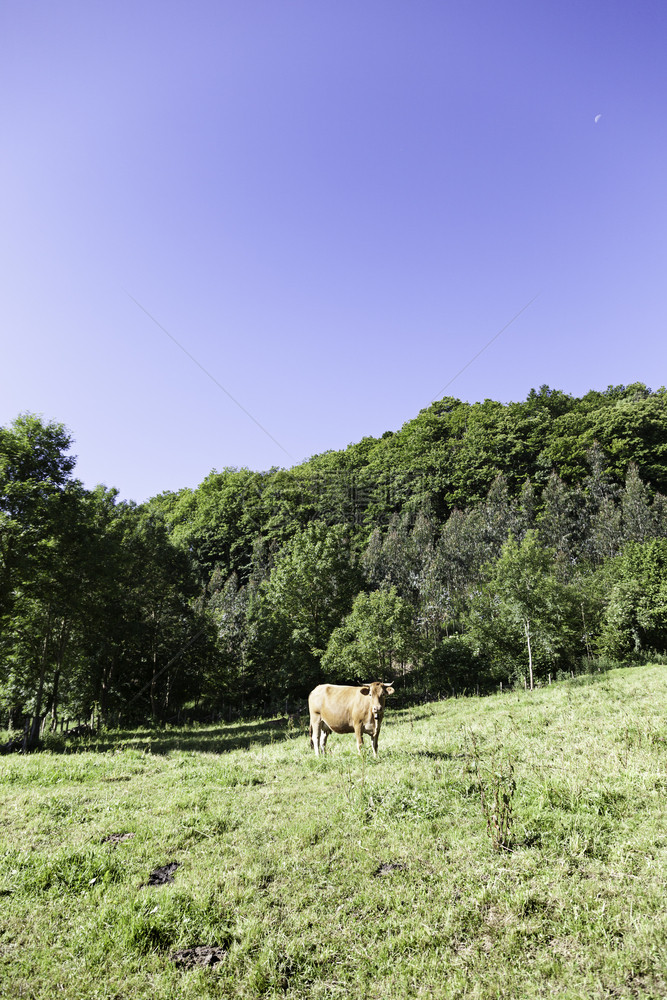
[{"xmin": 1, "ymin": 665, "xmax": 667, "ymax": 999}]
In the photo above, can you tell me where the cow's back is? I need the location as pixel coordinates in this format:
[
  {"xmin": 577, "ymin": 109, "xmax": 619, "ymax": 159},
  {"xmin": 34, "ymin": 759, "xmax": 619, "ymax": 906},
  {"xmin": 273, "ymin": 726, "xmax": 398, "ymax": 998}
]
[{"xmin": 309, "ymin": 684, "xmax": 365, "ymax": 734}]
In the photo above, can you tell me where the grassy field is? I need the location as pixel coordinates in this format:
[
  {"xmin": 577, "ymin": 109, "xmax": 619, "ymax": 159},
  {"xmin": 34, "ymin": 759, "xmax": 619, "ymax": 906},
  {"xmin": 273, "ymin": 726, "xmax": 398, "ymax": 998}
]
[{"xmin": 1, "ymin": 666, "xmax": 667, "ymax": 999}]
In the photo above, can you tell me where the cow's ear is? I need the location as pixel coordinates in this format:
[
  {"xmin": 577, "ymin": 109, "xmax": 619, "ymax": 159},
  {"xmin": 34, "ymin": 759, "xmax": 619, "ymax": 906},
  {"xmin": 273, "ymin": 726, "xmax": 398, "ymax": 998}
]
[
  {"xmin": 359, "ymin": 686, "xmax": 371, "ymax": 696},
  {"xmin": 384, "ymin": 685, "xmax": 395, "ymax": 696}
]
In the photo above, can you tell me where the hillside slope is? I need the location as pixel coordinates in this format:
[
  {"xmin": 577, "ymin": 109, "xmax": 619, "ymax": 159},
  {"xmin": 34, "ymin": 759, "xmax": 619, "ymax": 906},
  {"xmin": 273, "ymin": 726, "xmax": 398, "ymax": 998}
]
[{"xmin": 2, "ymin": 664, "xmax": 666, "ymax": 998}]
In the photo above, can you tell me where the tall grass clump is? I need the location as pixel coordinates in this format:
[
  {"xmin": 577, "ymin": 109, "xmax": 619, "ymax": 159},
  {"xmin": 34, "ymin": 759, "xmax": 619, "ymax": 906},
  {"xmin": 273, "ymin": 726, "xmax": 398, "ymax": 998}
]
[{"xmin": 466, "ymin": 730, "xmax": 516, "ymax": 852}]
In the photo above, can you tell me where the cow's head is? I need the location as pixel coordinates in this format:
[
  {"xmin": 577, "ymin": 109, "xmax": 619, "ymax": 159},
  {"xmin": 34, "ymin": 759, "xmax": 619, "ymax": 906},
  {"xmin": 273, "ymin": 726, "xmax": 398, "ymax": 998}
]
[{"xmin": 360, "ymin": 682, "xmax": 395, "ymax": 721}]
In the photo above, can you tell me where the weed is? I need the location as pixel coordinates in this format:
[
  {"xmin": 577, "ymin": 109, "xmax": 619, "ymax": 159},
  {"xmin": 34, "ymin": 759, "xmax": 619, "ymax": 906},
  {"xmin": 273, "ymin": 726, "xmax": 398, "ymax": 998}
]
[
  {"xmin": 466, "ymin": 730, "xmax": 517, "ymax": 852},
  {"xmin": 340, "ymin": 753, "xmax": 367, "ymax": 810}
]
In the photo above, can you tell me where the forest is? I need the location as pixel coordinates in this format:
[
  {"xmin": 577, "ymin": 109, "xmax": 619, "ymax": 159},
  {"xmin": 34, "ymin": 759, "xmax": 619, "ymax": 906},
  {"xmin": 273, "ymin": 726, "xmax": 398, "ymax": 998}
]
[{"xmin": 2, "ymin": 382, "xmax": 667, "ymax": 743}]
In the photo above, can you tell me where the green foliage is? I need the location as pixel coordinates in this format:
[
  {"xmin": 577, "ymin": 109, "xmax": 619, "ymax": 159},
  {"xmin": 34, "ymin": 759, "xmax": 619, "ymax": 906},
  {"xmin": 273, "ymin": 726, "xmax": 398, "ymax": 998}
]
[
  {"xmin": 466, "ymin": 532, "xmax": 580, "ymax": 687},
  {"xmin": 322, "ymin": 586, "xmax": 416, "ymax": 681},
  {"xmin": 203, "ymin": 571, "xmax": 251, "ymax": 707},
  {"xmin": 0, "ymin": 415, "xmax": 209, "ymax": 730},
  {"xmin": 247, "ymin": 521, "xmax": 360, "ymax": 699},
  {"xmin": 149, "ymin": 468, "xmax": 268, "ymax": 584},
  {"xmin": 597, "ymin": 538, "xmax": 667, "ymax": 658},
  {"xmin": 420, "ymin": 634, "xmax": 480, "ymax": 693},
  {"xmin": 0, "ymin": 412, "xmax": 76, "ymax": 516},
  {"xmin": 4, "ymin": 384, "xmax": 667, "ymax": 725}
]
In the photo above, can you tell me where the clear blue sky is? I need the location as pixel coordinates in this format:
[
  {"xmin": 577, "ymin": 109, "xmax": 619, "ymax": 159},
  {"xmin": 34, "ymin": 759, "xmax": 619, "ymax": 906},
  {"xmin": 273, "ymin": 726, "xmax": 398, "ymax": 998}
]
[{"xmin": 2, "ymin": 1, "xmax": 666, "ymax": 501}]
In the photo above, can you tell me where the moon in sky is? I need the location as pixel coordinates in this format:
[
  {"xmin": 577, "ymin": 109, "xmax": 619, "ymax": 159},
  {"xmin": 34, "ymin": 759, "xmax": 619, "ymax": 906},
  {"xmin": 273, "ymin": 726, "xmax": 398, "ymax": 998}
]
[{"xmin": 594, "ymin": 113, "xmax": 602, "ymax": 123}]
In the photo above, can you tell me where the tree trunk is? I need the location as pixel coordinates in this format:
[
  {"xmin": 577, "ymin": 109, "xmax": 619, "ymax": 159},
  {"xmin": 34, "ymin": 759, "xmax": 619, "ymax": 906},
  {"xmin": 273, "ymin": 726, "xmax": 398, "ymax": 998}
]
[
  {"xmin": 49, "ymin": 669, "xmax": 61, "ymax": 732},
  {"xmin": 100, "ymin": 661, "xmax": 116, "ymax": 722},
  {"xmin": 29, "ymin": 615, "xmax": 52, "ymax": 749},
  {"xmin": 150, "ymin": 647, "xmax": 158, "ymax": 718},
  {"xmin": 581, "ymin": 603, "xmax": 592, "ymax": 661},
  {"xmin": 49, "ymin": 619, "xmax": 69, "ymax": 731},
  {"xmin": 524, "ymin": 619, "xmax": 534, "ymax": 691}
]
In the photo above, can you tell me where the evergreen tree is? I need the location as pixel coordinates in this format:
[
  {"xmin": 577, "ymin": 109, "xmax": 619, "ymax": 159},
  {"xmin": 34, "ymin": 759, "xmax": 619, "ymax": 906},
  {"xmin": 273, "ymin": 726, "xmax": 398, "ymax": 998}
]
[
  {"xmin": 620, "ymin": 463, "xmax": 655, "ymax": 544},
  {"xmin": 538, "ymin": 473, "xmax": 586, "ymax": 567}
]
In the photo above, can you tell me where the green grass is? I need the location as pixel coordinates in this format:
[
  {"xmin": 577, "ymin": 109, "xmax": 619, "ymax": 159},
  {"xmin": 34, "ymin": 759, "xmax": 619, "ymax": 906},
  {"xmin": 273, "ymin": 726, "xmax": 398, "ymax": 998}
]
[{"xmin": 2, "ymin": 665, "xmax": 667, "ymax": 998}]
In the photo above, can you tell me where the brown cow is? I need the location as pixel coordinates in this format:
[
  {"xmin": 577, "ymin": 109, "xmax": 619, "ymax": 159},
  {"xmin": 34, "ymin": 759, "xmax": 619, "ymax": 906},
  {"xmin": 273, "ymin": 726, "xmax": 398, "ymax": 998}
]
[{"xmin": 308, "ymin": 682, "xmax": 394, "ymax": 757}]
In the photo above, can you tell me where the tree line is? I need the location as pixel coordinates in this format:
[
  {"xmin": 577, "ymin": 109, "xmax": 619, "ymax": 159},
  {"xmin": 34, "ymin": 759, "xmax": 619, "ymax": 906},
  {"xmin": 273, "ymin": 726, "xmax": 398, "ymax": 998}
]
[{"xmin": 2, "ymin": 383, "xmax": 667, "ymax": 742}]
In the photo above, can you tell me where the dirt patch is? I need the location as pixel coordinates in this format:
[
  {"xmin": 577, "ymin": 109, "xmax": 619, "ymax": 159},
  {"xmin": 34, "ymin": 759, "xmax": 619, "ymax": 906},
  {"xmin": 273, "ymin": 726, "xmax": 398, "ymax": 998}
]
[
  {"xmin": 374, "ymin": 861, "xmax": 407, "ymax": 876},
  {"xmin": 171, "ymin": 945, "xmax": 227, "ymax": 969},
  {"xmin": 102, "ymin": 832, "xmax": 135, "ymax": 844},
  {"xmin": 144, "ymin": 862, "xmax": 180, "ymax": 886}
]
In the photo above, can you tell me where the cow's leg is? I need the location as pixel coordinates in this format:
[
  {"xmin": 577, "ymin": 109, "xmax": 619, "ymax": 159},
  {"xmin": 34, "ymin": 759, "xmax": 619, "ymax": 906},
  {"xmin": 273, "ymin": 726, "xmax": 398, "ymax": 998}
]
[
  {"xmin": 311, "ymin": 716, "xmax": 322, "ymax": 755},
  {"xmin": 354, "ymin": 723, "xmax": 364, "ymax": 754},
  {"xmin": 371, "ymin": 721, "xmax": 381, "ymax": 758},
  {"xmin": 319, "ymin": 726, "xmax": 329, "ymax": 754}
]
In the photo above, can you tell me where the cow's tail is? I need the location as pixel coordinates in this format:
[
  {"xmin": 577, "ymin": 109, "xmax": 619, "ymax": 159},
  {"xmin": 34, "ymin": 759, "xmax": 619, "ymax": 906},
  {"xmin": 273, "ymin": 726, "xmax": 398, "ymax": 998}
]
[{"xmin": 309, "ymin": 723, "xmax": 314, "ymax": 751}]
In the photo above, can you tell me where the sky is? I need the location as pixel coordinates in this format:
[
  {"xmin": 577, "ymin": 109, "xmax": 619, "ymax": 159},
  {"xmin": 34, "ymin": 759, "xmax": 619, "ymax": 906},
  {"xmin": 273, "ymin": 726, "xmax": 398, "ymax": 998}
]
[{"xmin": 2, "ymin": 0, "xmax": 667, "ymax": 502}]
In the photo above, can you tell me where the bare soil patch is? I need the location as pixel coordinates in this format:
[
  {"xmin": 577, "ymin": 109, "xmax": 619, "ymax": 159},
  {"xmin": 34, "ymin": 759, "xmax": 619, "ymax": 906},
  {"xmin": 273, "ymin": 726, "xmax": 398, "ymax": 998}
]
[
  {"xmin": 171, "ymin": 945, "xmax": 227, "ymax": 969},
  {"xmin": 144, "ymin": 862, "xmax": 180, "ymax": 886},
  {"xmin": 102, "ymin": 832, "xmax": 135, "ymax": 844},
  {"xmin": 374, "ymin": 861, "xmax": 407, "ymax": 876}
]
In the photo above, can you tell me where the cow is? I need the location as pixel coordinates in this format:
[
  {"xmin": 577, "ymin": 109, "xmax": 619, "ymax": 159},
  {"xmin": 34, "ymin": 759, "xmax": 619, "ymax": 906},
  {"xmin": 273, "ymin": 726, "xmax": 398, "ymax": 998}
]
[{"xmin": 308, "ymin": 682, "xmax": 394, "ymax": 757}]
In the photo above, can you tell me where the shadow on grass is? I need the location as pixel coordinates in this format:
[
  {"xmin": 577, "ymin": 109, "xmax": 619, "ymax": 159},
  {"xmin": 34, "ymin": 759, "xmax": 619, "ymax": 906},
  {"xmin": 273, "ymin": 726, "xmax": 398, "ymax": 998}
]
[{"xmin": 51, "ymin": 718, "xmax": 310, "ymax": 756}]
